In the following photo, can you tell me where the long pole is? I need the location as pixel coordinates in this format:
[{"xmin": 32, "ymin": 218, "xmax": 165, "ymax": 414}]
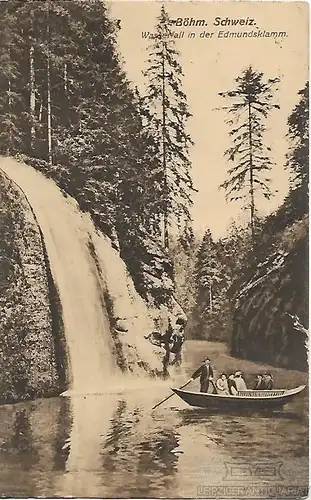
[{"xmin": 152, "ymin": 378, "xmax": 192, "ymax": 411}]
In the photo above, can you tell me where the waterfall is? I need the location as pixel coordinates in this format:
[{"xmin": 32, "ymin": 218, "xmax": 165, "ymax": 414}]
[{"xmin": 1, "ymin": 157, "xmax": 118, "ymax": 393}]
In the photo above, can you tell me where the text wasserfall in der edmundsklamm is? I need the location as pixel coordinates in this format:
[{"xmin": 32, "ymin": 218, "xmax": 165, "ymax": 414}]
[{"xmin": 141, "ymin": 16, "xmax": 288, "ymax": 39}]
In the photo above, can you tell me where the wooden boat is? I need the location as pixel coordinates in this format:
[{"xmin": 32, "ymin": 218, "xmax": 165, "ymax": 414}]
[{"xmin": 171, "ymin": 385, "xmax": 306, "ymax": 411}]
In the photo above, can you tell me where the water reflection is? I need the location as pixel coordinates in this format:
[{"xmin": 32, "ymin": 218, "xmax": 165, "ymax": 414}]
[
  {"xmin": 179, "ymin": 407, "xmax": 303, "ymax": 423},
  {"xmin": 53, "ymin": 397, "xmax": 72, "ymax": 471},
  {"xmin": 0, "ymin": 398, "xmax": 71, "ymax": 497},
  {"xmin": 99, "ymin": 397, "xmax": 180, "ymax": 497},
  {"xmin": 101, "ymin": 399, "xmax": 130, "ymax": 473},
  {"xmin": 0, "ymin": 384, "xmax": 308, "ymax": 498},
  {"xmin": 11, "ymin": 408, "xmax": 39, "ymax": 460},
  {"xmin": 55, "ymin": 394, "xmax": 118, "ymax": 497}
]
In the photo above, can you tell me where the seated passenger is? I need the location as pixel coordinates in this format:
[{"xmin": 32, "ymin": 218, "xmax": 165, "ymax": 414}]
[
  {"xmin": 216, "ymin": 373, "xmax": 229, "ymax": 395},
  {"xmin": 262, "ymin": 373, "xmax": 274, "ymax": 390},
  {"xmin": 234, "ymin": 370, "xmax": 247, "ymax": 391},
  {"xmin": 253, "ymin": 374, "xmax": 265, "ymax": 390},
  {"xmin": 228, "ymin": 374, "xmax": 238, "ymax": 395}
]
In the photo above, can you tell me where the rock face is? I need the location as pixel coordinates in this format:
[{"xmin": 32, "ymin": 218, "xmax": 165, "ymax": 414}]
[
  {"xmin": 0, "ymin": 171, "xmax": 62, "ymax": 402},
  {"xmin": 231, "ymin": 216, "xmax": 308, "ymax": 371},
  {"xmin": 0, "ymin": 157, "xmax": 185, "ymax": 401}
]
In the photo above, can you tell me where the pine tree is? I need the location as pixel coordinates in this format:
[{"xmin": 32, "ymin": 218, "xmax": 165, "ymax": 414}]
[
  {"xmin": 134, "ymin": 89, "xmax": 165, "ymax": 238},
  {"xmin": 195, "ymin": 230, "xmax": 223, "ymax": 313},
  {"xmin": 218, "ymin": 66, "xmax": 280, "ymax": 243},
  {"xmin": 169, "ymin": 225, "xmax": 198, "ymax": 320},
  {"xmin": 222, "ymin": 221, "xmax": 253, "ymax": 271},
  {"xmin": 176, "ymin": 219, "xmax": 195, "ymax": 254},
  {"xmin": 142, "ymin": 5, "xmax": 194, "ymax": 249},
  {"xmin": 11, "ymin": 0, "xmax": 71, "ymax": 160},
  {"xmin": 286, "ymin": 82, "xmax": 309, "ymax": 192},
  {"xmin": 0, "ymin": 2, "xmax": 24, "ymax": 154},
  {"xmin": 192, "ymin": 230, "xmax": 231, "ymax": 340},
  {"xmin": 0, "ymin": 0, "xmax": 177, "ymax": 307},
  {"xmin": 220, "ymin": 220, "xmax": 253, "ymax": 296}
]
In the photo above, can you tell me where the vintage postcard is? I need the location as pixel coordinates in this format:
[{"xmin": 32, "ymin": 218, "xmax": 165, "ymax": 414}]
[{"xmin": 0, "ymin": 0, "xmax": 309, "ymax": 498}]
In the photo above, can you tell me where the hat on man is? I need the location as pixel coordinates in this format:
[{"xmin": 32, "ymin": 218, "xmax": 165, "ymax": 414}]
[{"xmin": 202, "ymin": 356, "xmax": 210, "ymax": 363}]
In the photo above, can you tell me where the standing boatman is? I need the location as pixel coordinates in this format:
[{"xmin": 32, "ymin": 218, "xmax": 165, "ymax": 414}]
[{"xmin": 190, "ymin": 357, "xmax": 214, "ymax": 393}]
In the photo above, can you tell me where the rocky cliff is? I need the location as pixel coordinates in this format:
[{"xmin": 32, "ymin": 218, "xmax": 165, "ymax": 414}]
[
  {"xmin": 0, "ymin": 170, "xmax": 62, "ymax": 402},
  {"xmin": 231, "ymin": 213, "xmax": 308, "ymax": 371}
]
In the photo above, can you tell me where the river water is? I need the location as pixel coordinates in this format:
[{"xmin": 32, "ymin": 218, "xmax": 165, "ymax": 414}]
[{"xmin": 0, "ymin": 342, "xmax": 308, "ymax": 498}]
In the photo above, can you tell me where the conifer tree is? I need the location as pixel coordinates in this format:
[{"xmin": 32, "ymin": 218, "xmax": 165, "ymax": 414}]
[
  {"xmin": 195, "ymin": 230, "xmax": 224, "ymax": 313},
  {"xmin": 169, "ymin": 225, "xmax": 198, "ymax": 320},
  {"xmin": 0, "ymin": 0, "xmax": 177, "ymax": 305},
  {"xmin": 0, "ymin": 2, "xmax": 23, "ymax": 154},
  {"xmin": 142, "ymin": 5, "xmax": 194, "ymax": 249},
  {"xmin": 286, "ymin": 82, "xmax": 309, "ymax": 193},
  {"xmin": 191, "ymin": 228, "xmax": 237, "ymax": 341},
  {"xmin": 218, "ymin": 66, "xmax": 279, "ymax": 242},
  {"xmin": 11, "ymin": 0, "xmax": 71, "ymax": 160}
]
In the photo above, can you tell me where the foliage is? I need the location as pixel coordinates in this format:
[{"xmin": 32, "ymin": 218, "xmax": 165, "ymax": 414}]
[
  {"xmin": 179, "ymin": 219, "xmax": 257, "ymax": 343},
  {"xmin": 0, "ymin": 0, "xmax": 176, "ymax": 304},
  {"xmin": 169, "ymin": 227, "xmax": 199, "ymax": 333},
  {"xmin": 142, "ymin": 5, "xmax": 195, "ymax": 248},
  {"xmin": 0, "ymin": 4, "xmax": 24, "ymax": 154},
  {"xmin": 229, "ymin": 84, "xmax": 309, "ymax": 370},
  {"xmin": 191, "ymin": 229, "xmax": 233, "ymax": 341},
  {"xmin": 286, "ymin": 82, "xmax": 309, "ymax": 191},
  {"xmin": 218, "ymin": 66, "xmax": 279, "ymax": 241},
  {"xmin": 231, "ymin": 216, "xmax": 308, "ymax": 371}
]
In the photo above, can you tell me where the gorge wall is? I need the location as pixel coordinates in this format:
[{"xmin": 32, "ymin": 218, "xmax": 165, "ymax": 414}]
[
  {"xmin": 231, "ymin": 214, "xmax": 308, "ymax": 371},
  {"xmin": 0, "ymin": 170, "xmax": 61, "ymax": 402}
]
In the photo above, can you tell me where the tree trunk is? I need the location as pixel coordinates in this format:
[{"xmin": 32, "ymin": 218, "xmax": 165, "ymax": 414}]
[
  {"xmin": 209, "ymin": 282, "xmax": 213, "ymax": 312},
  {"xmin": 248, "ymin": 100, "xmax": 255, "ymax": 244},
  {"xmin": 7, "ymin": 53, "xmax": 12, "ymax": 155},
  {"xmin": 64, "ymin": 62, "xmax": 68, "ymax": 93},
  {"xmin": 161, "ymin": 40, "xmax": 169, "ymax": 249},
  {"xmin": 39, "ymin": 101, "xmax": 43, "ymax": 123},
  {"xmin": 29, "ymin": 44, "xmax": 36, "ymax": 152},
  {"xmin": 62, "ymin": 61, "xmax": 69, "ymax": 128},
  {"xmin": 47, "ymin": 25, "xmax": 52, "ymax": 166}
]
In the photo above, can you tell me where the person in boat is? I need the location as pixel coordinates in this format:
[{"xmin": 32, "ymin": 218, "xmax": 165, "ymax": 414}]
[
  {"xmin": 216, "ymin": 373, "xmax": 229, "ymax": 395},
  {"xmin": 234, "ymin": 370, "xmax": 247, "ymax": 391},
  {"xmin": 262, "ymin": 373, "xmax": 274, "ymax": 390},
  {"xmin": 228, "ymin": 374, "xmax": 238, "ymax": 395},
  {"xmin": 190, "ymin": 357, "xmax": 214, "ymax": 393},
  {"xmin": 253, "ymin": 374, "xmax": 265, "ymax": 390}
]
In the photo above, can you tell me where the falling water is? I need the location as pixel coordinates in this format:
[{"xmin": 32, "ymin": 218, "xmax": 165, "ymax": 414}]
[{"xmin": 1, "ymin": 157, "xmax": 117, "ymax": 393}]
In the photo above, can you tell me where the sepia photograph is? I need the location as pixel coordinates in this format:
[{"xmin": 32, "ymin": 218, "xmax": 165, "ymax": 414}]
[{"xmin": 0, "ymin": 0, "xmax": 309, "ymax": 498}]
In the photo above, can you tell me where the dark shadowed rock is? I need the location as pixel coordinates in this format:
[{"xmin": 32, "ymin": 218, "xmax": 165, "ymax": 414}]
[{"xmin": 231, "ymin": 216, "xmax": 308, "ymax": 371}]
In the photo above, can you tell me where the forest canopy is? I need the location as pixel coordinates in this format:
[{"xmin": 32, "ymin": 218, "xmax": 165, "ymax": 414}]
[{"xmin": 0, "ymin": 0, "xmax": 195, "ymax": 304}]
